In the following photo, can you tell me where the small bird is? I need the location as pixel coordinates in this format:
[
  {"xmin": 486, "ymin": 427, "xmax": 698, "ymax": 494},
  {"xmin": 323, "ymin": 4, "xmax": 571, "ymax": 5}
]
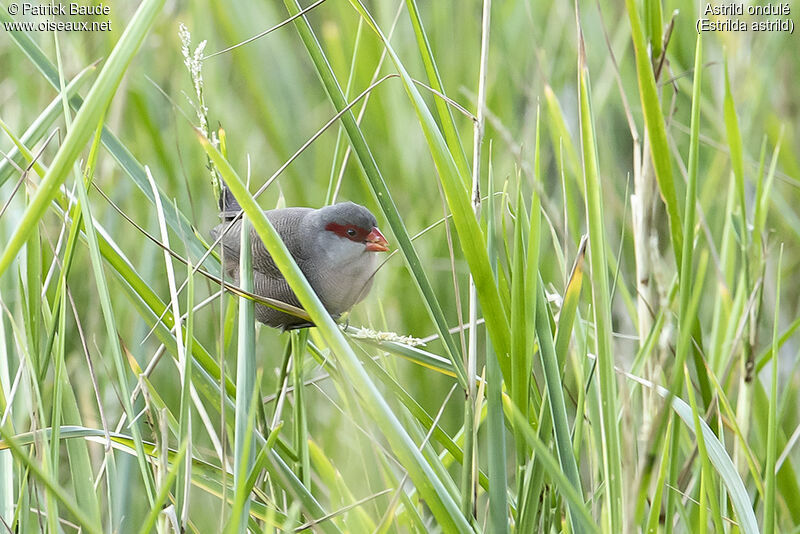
[{"xmin": 211, "ymin": 202, "xmax": 389, "ymax": 330}]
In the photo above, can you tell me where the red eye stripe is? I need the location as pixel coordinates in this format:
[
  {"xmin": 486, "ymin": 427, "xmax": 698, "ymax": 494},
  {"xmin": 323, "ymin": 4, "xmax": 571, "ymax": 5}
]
[{"xmin": 325, "ymin": 222, "xmax": 370, "ymax": 242}]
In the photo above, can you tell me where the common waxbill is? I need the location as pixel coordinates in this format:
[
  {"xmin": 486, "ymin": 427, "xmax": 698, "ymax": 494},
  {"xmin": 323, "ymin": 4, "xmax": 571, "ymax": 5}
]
[{"xmin": 211, "ymin": 202, "xmax": 389, "ymax": 330}]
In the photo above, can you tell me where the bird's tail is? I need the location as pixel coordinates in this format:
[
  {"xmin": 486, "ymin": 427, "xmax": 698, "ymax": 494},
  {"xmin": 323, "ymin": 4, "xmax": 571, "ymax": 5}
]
[{"xmin": 219, "ymin": 182, "xmax": 242, "ymax": 222}]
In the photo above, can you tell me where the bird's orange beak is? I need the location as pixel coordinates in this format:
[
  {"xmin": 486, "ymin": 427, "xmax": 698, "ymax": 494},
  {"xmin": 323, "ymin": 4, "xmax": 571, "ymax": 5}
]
[{"xmin": 365, "ymin": 227, "xmax": 389, "ymax": 252}]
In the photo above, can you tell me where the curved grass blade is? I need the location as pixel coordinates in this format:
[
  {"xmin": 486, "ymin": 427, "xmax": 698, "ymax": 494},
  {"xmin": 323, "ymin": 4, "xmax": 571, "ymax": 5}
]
[
  {"xmin": 136, "ymin": 442, "xmax": 188, "ymax": 534},
  {"xmin": 350, "ymin": 343, "xmax": 490, "ymax": 494},
  {"xmin": 624, "ymin": 0, "xmax": 683, "ymax": 262},
  {"xmin": 554, "ymin": 236, "xmax": 587, "ymax": 364},
  {"xmin": 0, "ymin": 0, "xmax": 166, "ymax": 278},
  {"xmin": 3, "ymin": 20, "xmax": 219, "ymax": 274},
  {"xmin": 0, "ymin": 426, "xmax": 288, "ymax": 526},
  {"xmin": 345, "ymin": 0, "xmax": 512, "ymax": 381},
  {"xmin": 404, "ymin": 0, "xmax": 471, "ymax": 181},
  {"xmin": 483, "ymin": 153, "xmax": 510, "ymax": 531},
  {"xmin": 503, "ymin": 397, "xmax": 599, "ymax": 534},
  {"xmin": 615, "ymin": 367, "xmax": 760, "ymax": 533},
  {"xmin": 534, "ymin": 279, "xmax": 586, "ymax": 534},
  {"xmin": 283, "ymin": 0, "xmax": 468, "ymax": 389},
  {"xmin": 0, "ymin": 62, "xmax": 96, "ymax": 187},
  {"xmin": 231, "ymin": 216, "xmax": 256, "ymax": 533},
  {"xmin": 764, "ymin": 246, "xmax": 783, "ymax": 534},
  {"xmin": 67, "ymin": 118, "xmax": 156, "ymax": 506},
  {"xmin": 199, "ymin": 134, "xmax": 472, "ymax": 533},
  {"xmin": 0, "ymin": 428, "xmax": 102, "ymax": 534},
  {"xmin": 577, "ymin": 18, "xmax": 623, "ymax": 530}
]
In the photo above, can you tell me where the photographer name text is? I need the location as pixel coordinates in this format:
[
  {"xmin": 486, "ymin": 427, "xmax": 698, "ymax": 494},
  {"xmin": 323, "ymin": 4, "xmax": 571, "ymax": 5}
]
[{"xmin": 4, "ymin": 2, "xmax": 112, "ymax": 32}]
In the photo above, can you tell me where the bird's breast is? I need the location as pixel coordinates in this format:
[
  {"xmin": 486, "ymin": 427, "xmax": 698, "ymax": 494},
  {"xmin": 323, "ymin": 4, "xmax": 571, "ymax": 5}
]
[{"xmin": 307, "ymin": 251, "xmax": 377, "ymax": 315}]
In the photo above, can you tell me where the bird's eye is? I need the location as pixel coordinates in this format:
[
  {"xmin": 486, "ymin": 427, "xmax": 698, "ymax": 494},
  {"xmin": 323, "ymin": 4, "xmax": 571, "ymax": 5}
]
[{"xmin": 346, "ymin": 228, "xmax": 358, "ymax": 237}]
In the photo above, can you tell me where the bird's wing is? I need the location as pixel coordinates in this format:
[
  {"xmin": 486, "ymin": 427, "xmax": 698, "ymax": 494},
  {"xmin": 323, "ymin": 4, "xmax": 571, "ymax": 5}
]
[{"xmin": 210, "ymin": 207, "xmax": 313, "ymax": 279}]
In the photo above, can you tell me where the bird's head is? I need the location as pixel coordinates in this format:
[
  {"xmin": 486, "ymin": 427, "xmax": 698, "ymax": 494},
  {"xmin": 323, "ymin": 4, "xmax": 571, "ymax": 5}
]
[{"xmin": 314, "ymin": 202, "xmax": 389, "ymax": 260}]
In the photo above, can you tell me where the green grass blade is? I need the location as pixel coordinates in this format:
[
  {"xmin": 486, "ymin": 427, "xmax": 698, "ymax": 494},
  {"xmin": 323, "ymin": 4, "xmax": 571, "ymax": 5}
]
[
  {"xmin": 283, "ymin": 0, "xmax": 468, "ymax": 389},
  {"xmin": 292, "ymin": 330, "xmax": 311, "ymax": 487},
  {"xmin": 624, "ymin": 0, "xmax": 683, "ymax": 262},
  {"xmin": 0, "ymin": 0, "xmax": 166, "ymax": 278},
  {"xmin": 764, "ymin": 245, "xmax": 783, "ymax": 534},
  {"xmin": 199, "ymin": 134, "xmax": 472, "ymax": 533},
  {"xmin": 53, "ymin": 93, "xmax": 103, "ymax": 527},
  {"xmin": 723, "ymin": 58, "xmax": 746, "ymax": 243},
  {"xmin": 149, "ymin": 168, "xmax": 194, "ymax": 526},
  {"xmin": 75, "ymin": 130, "xmax": 157, "ymax": 505},
  {"xmin": 620, "ymin": 368, "xmax": 760, "ymax": 533},
  {"xmin": 672, "ymin": 33, "xmax": 702, "ymax": 396},
  {"xmin": 643, "ymin": 0, "xmax": 663, "ymax": 59},
  {"xmin": 0, "ymin": 62, "xmax": 96, "ymax": 187},
  {"xmin": 504, "ymin": 396, "xmax": 598, "ymax": 534},
  {"xmin": 346, "ymin": 0, "xmax": 512, "ymax": 381},
  {"xmin": 554, "ymin": 238, "xmax": 586, "ymax": 364},
  {"xmin": 404, "ymin": 0, "xmax": 471, "ymax": 182},
  {"xmin": 178, "ymin": 260, "xmax": 195, "ymax": 525},
  {"xmin": 534, "ymin": 279, "xmax": 586, "ymax": 533},
  {"xmin": 752, "ymin": 374, "xmax": 800, "ymax": 525},
  {"xmin": 526, "ymin": 108, "xmax": 543, "ymax": 357},
  {"xmin": 0, "ymin": 429, "xmax": 102, "ymax": 534},
  {"xmin": 136, "ymin": 442, "xmax": 188, "ymax": 534},
  {"xmin": 510, "ymin": 185, "xmax": 529, "ymax": 466},
  {"xmin": 643, "ymin": 417, "xmax": 673, "ymax": 531},
  {"xmin": 228, "ymin": 368, "xmax": 261, "ymax": 534},
  {"xmin": 544, "ymin": 84, "xmax": 583, "ymax": 241},
  {"xmin": 3, "ymin": 24, "xmax": 219, "ymax": 273},
  {"xmin": 577, "ymin": 22, "xmax": 623, "ymax": 530},
  {"xmin": 232, "ymin": 216, "xmax": 256, "ymax": 532}
]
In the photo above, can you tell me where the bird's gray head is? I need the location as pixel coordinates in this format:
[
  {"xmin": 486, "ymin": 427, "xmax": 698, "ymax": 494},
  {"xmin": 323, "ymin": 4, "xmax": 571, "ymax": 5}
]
[
  {"xmin": 318, "ymin": 202, "xmax": 376, "ymax": 229},
  {"xmin": 313, "ymin": 202, "xmax": 389, "ymax": 256}
]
